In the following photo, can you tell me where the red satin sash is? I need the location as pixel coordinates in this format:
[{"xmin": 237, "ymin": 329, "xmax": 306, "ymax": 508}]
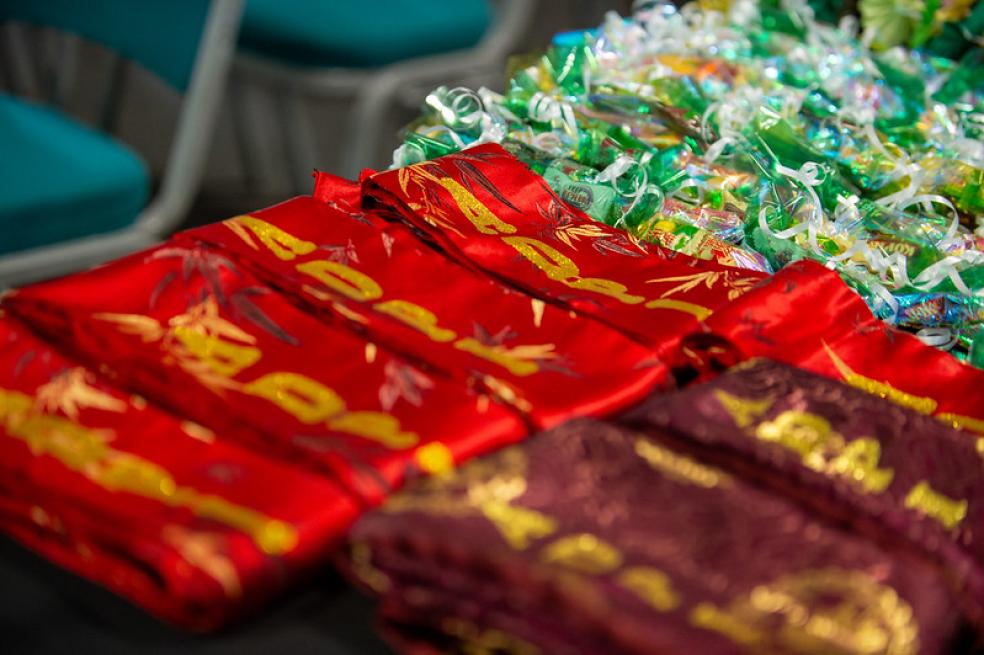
[
  {"xmin": 0, "ymin": 315, "xmax": 359, "ymax": 630},
  {"xmin": 364, "ymin": 144, "xmax": 767, "ymax": 362},
  {"xmin": 181, "ymin": 179, "xmax": 666, "ymax": 429},
  {"xmin": 5, "ymin": 244, "xmax": 526, "ymax": 506}
]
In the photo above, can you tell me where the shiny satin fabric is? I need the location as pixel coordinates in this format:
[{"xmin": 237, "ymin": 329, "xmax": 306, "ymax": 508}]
[
  {"xmin": 0, "ymin": 315, "xmax": 360, "ymax": 630},
  {"xmin": 342, "ymin": 418, "xmax": 964, "ymax": 655},
  {"xmin": 366, "ymin": 145, "xmax": 984, "ymax": 435},
  {"xmin": 702, "ymin": 261, "xmax": 984, "ymax": 434},
  {"xmin": 4, "ymin": 242, "xmax": 526, "ymax": 507},
  {"xmin": 364, "ymin": 143, "xmax": 768, "ymax": 361},
  {"xmin": 623, "ymin": 357, "xmax": 984, "ymax": 630},
  {"xmin": 179, "ymin": 176, "xmax": 667, "ymax": 429}
]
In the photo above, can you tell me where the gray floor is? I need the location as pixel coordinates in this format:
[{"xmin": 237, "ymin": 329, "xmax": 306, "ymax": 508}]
[{"xmin": 0, "ymin": 536, "xmax": 393, "ymax": 654}]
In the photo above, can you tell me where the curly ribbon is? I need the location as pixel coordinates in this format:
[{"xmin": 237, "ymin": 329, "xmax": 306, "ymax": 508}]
[
  {"xmin": 916, "ymin": 327, "xmax": 958, "ymax": 351},
  {"xmin": 758, "ymin": 155, "xmax": 828, "ymax": 257},
  {"xmin": 528, "ymin": 92, "xmax": 579, "ymax": 139},
  {"xmin": 597, "ymin": 152, "xmax": 661, "ymax": 223},
  {"xmin": 423, "ymin": 86, "xmax": 507, "ymax": 149}
]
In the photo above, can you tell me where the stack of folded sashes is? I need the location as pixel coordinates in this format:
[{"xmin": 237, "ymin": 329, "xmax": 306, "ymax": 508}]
[{"xmin": 3, "ymin": 145, "xmax": 984, "ymax": 653}]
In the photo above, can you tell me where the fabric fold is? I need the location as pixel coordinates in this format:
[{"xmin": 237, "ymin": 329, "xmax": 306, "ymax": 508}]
[
  {"xmin": 0, "ymin": 315, "xmax": 360, "ymax": 630},
  {"xmin": 342, "ymin": 416, "xmax": 965, "ymax": 654}
]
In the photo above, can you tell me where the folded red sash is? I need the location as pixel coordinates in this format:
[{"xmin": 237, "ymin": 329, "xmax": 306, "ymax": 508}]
[
  {"xmin": 180, "ymin": 177, "xmax": 665, "ymax": 429},
  {"xmin": 364, "ymin": 144, "xmax": 767, "ymax": 361},
  {"xmin": 4, "ymin": 243, "xmax": 525, "ymax": 506},
  {"xmin": 701, "ymin": 261, "xmax": 984, "ymax": 433},
  {"xmin": 365, "ymin": 145, "xmax": 984, "ymax": 433},
  {"xmin": 343, "ymin": 418, "xmax": 964, "ymax": 654},
  {"xmin": 0, "ymin": 315, "xmax": 360, "ymax": 630}
]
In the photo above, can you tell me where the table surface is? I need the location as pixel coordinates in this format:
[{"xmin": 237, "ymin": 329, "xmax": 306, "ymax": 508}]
[{"xmin": 0, "ymin": 536, "xmax": 393, "ymax": 654}]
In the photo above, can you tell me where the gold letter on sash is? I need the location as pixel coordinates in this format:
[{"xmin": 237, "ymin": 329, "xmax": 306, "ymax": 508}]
[
  {"xmin": 296, "ymin": 260, "xmax": 384, "ymax": 302},
  {"xmin": 227, "ymin": 215, "xmax": 316, "ymax": 261},
  {"xmin": 329, "ymin": 412, "xmax": 419, "ymax": 449},
  {"xmin": 501, "ymin": 236, "xmax": 645, "ymax": 305},
  {"xmin": 454, "ymin": 338, "xmax": 540, "ymax": 377},
  {"xmin": 245, "ymin": 372, "xmax": 345, "ymax": 424},
  {"xmin": 171, "ymin": 326, "xmax": 262, "ymax": 378},
  {"xmin": 373, "ymin": 300, "xmax": 457, "ymax": 342},
  {"xmin": 435, "ymin": 177, "xmax": 517, "ymax": 235}
]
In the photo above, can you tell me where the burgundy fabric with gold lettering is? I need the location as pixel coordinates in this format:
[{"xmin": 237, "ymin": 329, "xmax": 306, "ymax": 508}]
[
  {"xmin": 179, "ymin": 177, "xmax": 667, "ymax": 429},
  {"xmin": 363, "ymin": 144, "xmax": 766, "ymax": 361},
  {"xmin": 4, "ymin": 243, "xmax": 526, "ymax": 507},
  {"xmin": 623, "ymin": 357, "xmax": 984, "ymax": 628},
  {"xmin": 342, "ymin": 418, "xmax": 963, "ymax": 654},
  {"xmin": 0, "ymin": 315, "xmax": 361, "ymax": 630}
]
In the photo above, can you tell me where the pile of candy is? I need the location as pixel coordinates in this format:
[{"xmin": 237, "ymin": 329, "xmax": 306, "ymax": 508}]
[{"xmin": 392, "ymin": 0, "xmax": 984, "ymax": 368}]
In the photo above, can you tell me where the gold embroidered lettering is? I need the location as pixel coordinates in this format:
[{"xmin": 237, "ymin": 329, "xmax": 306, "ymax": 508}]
[
  {"xmin": 501, "ymin": 236, "xmax": 645, "ymax": 305},
  {"xmin": 328, "ymin": 412, "xmax": 419, "ymax": 449},
  {"xmin": 634, "ymin": 438, "xmax": 729, "ymax": 488},
  {"xmin": 0, "ymin": 389, "xmax": 297, "ymax": 555},
  {"xmin": 540, "ymin": 533, "xmax": 623, "ymax": 574},
  {"xmin": 904, "ymin": 481, "xmax": 967, "ymax": 530},
  {"xmin": 618, "ymin": 567, "xmax": 680, "ymax": 611},
  {"xmin": 373, "ymin": 299, "xmax": 457, "ymax": 342},
  {"xmin": 296, "ymin": 260, "xmax": 383, "ymax": 301},
  {"xmin": 643, "ymin": 298, "xmax": 712, "ymax": 320},
  {"xmin": 756, "ymin": 411, "xmax": 894, "ymax": 494},
  {"xmin": 226, "ymin": 215, "xmax": 316, "ymax": 261},
  {"xmin": 170, "ymin": 326, "xmax": 262, "ymax": 378},
  {"xmin": 713, "ymin": 390, "xmax": 773, "ymax": 428},
  {"xmin": 244, "ymin": 372, "xmax": 345, "ymax": 424},
  {"xmin": 434, "ymin": 177, "xmax": 517, "ymax": 235},
  {"xmin": 454, "ymin": 338, "xmax": 540, "ymax": 377}
]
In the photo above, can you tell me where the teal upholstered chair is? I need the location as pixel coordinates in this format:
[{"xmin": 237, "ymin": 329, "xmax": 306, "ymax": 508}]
[
  {"xmin": 0, "ymin": 0, "xmax": 242, "ymax": 287},
  {"xmin": 231, "ymin": 0, "xmax": 535, "ymax": 185}
]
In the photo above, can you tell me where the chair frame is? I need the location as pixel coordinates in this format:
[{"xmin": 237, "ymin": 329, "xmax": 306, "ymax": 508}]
[
  {"xmin": 231, "ymin": 0, "xmax": 537, "ymax": 187},
  {"xmin": 0, "ymin": 0, "xmax": 243, "ymax": 288}
]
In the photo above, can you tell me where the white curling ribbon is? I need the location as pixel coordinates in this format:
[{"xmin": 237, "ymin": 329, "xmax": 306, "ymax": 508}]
[
  {"xmin": 596, "ymin": 154, "xmax": 637, "ymax": 185},
  {"xmin": 703, "ymin": 136, "xmax": 734, "ymax": 164},
  {"xmin": 833, "ymin": 193, "xmax": 863, "ymax": 231},
  {"xmin": 423, "ymin": 86, "xmax": 507, "ymax": 148},
  {"xmin": 863, "ymin": 126, "xmax": 961, "ymax": 246},
  {"xmin": 671, "ymin": 177, "xmax": 706, "ymax": 206},
  {"xmin": 911, "ymin": 254, "xmax": 984, "ymax": 297},
  {"xmin": 597, "ymin": 153, "xmax": 659, "ymax": 219},
  {"xmin": 477, "ymin": 87, "xmax": 520, "ymax": 124},
  {"xmin": 392, "ymin": 144, "xmax": 421, "ymax": 169},
  {"xmin": 528, "ymin": 93, "xmax": 579, "ymax": 138},
  {"xmin": 862, "ymin": 122, "xmax": 903, "ymax": 170},
  {"xmin": 425, "ymin": 86, "xmax": 482, "ymax": 129},
  {"xmin": 916, "ymin": 327, "xmax": 958, "ymax": 351},
  {"xmin": 700, "ymin": 88, "xmax": 766, "ymax": 163},
  {"xmin": 771, "ymin": 160, "xmax": 828, "ymax": 256},
  {"xmin": 893, "ymin": 194, "xmax": 961, "ymax": 244},
  {"xmin": 865, "ymin": 240, "xmax": 984, "ymax": 298},
  {"xmin": 865, "ymin": 246, "xmax": 912, "ymax": 288}
]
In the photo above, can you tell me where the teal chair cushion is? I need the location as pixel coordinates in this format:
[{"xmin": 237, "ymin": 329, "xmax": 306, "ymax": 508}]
[
  {"xmin": 0, "ymin": 94, "xmax": 148, "ymax": 256},
  {"xmin": 0, "ymin": 0, "xmax": 211, "ymax": 90},
  {"xmin": 239, "ymin": 0, "xmax": 492, "ymax": 68}
]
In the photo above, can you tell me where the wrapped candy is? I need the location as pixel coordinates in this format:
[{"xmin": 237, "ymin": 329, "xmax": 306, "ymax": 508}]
[{"xmin": 393, "ymin": 0, "xmax": 984, "ymax": 365}]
